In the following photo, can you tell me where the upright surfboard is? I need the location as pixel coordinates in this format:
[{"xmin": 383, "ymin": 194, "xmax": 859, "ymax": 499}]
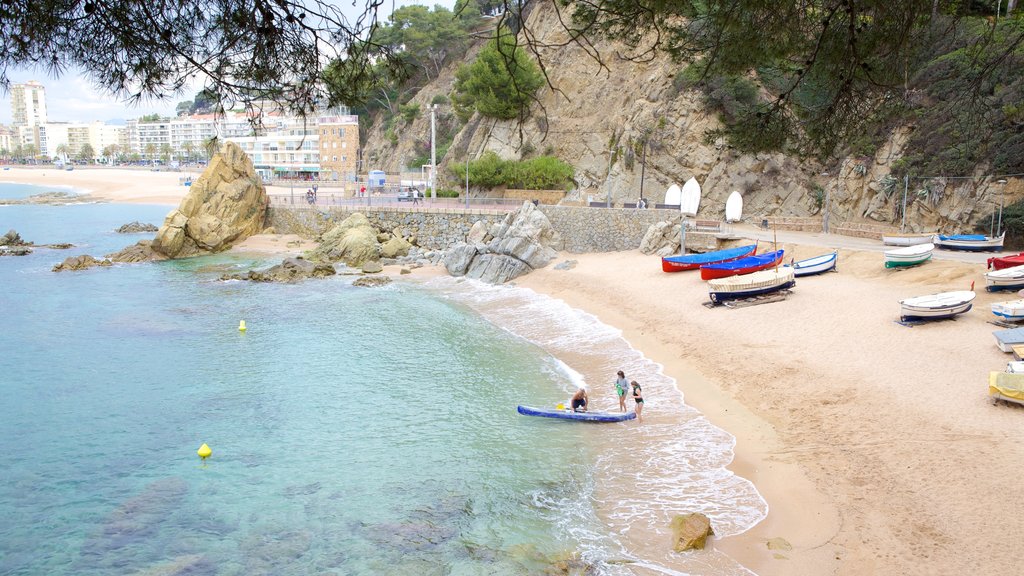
[
  {"xmin": 725, "ymin": 191, "xmax": 743, "ymax": 223},
  {"xmin": 681, "ymin": 177, "xmax": 701, "ymax": 216},
  {"xmin": 664, "ymin": 183, "xmax": 681, "ymax": 206}
]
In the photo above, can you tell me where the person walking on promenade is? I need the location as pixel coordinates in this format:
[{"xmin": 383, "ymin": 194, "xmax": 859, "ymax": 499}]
[
  {"xmin": 631, "ymin": 380, "xmax": 644, "ymax": 423},
  {"xmin": 412, "ymin": 188, "xmax": 420, "ymax": 205},
  {"xmin": 614, "ymin": 370, "xmax": 629, "ymax": 412}
]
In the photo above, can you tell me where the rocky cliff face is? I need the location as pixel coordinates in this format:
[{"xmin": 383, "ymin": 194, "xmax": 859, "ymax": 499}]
[
  {"xmin": 362, "ymin": 2, "xmax": 1019, "ymax": 233},
  {"xmin": 151, "ymin": 141, "xmax": 269, "ymax": 258}
]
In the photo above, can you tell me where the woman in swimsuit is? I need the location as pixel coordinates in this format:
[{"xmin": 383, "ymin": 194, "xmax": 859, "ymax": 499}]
[
  {"xmin": 614, "ymin": 370, "xmax": 629, "ymax": 412},
  {"xmin": 631, "ymin": 380, "xmax": 644, "ymax": 423}
]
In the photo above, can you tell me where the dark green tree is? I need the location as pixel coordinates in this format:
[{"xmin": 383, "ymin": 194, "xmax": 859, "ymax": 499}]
[{"xmin": 453, "ymin": 29, "xmax": 544, "ymax": 121}]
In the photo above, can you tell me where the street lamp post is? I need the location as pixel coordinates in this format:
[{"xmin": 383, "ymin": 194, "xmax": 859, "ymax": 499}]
[
  {"xmin": 465, "ymin": 156, "xmax": 470, "ymax": 209},
  {"xmin": 998, "ymin": 179, "xmax": 1008, "ymax": 236},
  {"xmin": 430, "ymin": 104, "xmax": 437, "ymax": 201}
]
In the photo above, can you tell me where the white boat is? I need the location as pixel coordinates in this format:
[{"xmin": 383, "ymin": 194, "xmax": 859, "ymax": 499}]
[
  {"xmin": 934, "ymin": 232, "xmax": 1005, "ymax": 252},
  {"xmin": 708, "ymin": 267, "xmax": 795, "ymax": 304},
  {"xmin": 992, "ymin": 299, "xmax": 1024, "ymax": 321},
  {"xmin": 790, "ymin": 251, "xmax": 838, "ymax": 277},
  {"xmin": 680, "ymin": 177, "xmax": 701, "ymax": 217},
  {"xmin": 884, "ymin": 243, "xmax": 934, "ymax": 269},
  {"xmin": 664, "ymin": 183, "xmax": 681, "ymax": 207},
  {"xmin": 725, "ymin": 191, "xmax": 743, "ymax": 223},
  {"xmin": 1007, "ymin": 361, "xmax": 1024, "ymax": 373},
  {"xmin": 985, "ymin": 265, "xmax": 1024, "ymax": 292},
  {"xmin": 898, "ymin": 290, "xmax": 975, "ymax": 321},
  {"xmin": 881, "ymin": 232, "xmax": 936, "ymax": 246}
]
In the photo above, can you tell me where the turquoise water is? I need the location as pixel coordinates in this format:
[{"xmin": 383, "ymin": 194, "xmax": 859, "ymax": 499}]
[
  {"xmin": 0, "ymin": 181, "xmax": 80, "ymax": 200},
  {"xmin": 0, "ymin": 193, "xmax": 619, "ymax": 575},
  {"xmin": 0, "ymin": 184, "xmax": 767, "ymax": 575}
]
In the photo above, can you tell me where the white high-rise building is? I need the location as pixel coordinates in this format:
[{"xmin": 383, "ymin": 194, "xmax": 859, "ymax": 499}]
[{"xmin": 11, "ymin": 81, "xmax": 47, "ymax": 127}]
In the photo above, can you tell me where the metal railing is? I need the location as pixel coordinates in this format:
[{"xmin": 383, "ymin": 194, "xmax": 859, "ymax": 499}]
[{"xmin": 267, "ymin": 193, "xmax": 524, "ymax": 212}]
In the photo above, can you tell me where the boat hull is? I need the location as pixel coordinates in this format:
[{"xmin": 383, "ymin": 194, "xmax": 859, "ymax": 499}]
[
  {"xmin": 661, "ymin": 244, "xmax": 756, "ymax": 273},
  {"xmin": 882, "ymin": 234, "xmax": 935, "ymax": 247},
  {"xmin": 884, "ymin": 243, "xmax": 934, "ymax": 268},
  {"xmin": 700, "ymin": 250, "xmax": 784, "ymax": 280},
  {"xmin": 517, "ymin": 405, "xmax": 636, "ymax": 422},
  {"xmin": 792, "ymin": 252, "xmax": 838, "ymax": 277},
  {"xmin": 707, "ymin": 268, "xmax": 796, "ymax": 304},
  {"xmin": 984, "ymin": 265, "xmax": 1024, "ymax": 291},
  {"xmin": 992, "ymin": 300, "xmax": 1024, "ymax": 321},
  {"xmin": 988, "ymin": 253, "xmax": 1024, "ymax": 270},
  {"xmin": 934, "ymin": 233, "xmax": 1004, "ymax": 252},
  {"xmin": 885, "ymin": 254, "xmax": 932, "ymax": 268},
  {"xmin": 899, "ymin": 290, "xmax": 976, "ymax": 321}
]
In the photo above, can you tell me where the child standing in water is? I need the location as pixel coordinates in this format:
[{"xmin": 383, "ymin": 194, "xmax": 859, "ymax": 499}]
[
  {"xmin": 631, "ymin": 380, "xmax": 644, "ymax": 423},
  {"xmin": 614, "ymin": 370, "xmax": 629, "ymax": 412}
]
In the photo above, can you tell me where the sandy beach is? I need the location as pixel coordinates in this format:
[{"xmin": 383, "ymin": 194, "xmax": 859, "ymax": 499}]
[
  {"xmin": 515, "ymin": 245, "xmax": 1021, "ymax": 575},
  {"xmin": 7, "ymin": 167, "xmax": 1021, "ymax": 574}
]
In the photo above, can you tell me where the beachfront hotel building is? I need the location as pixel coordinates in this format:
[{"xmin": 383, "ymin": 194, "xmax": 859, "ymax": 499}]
[
  {"xmin": 38, "ymin": 122, "xmax": 128, "ymax": 160},
  {"xmin": 10, "ymin": 81, "xmax": 48, "ymax": 152}
]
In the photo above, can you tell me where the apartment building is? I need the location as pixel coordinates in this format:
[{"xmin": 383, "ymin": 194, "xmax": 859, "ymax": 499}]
[
  {"xmin": 11, "ymin": 81, "xmax": 47, "ymax": 152},
  {"xmin": 317, "ymin": 113, "xmax": 360, "ymax": 181},
  {"xmin": 39, "ymin": 121, "xmax": 127, "ymax": 160}
]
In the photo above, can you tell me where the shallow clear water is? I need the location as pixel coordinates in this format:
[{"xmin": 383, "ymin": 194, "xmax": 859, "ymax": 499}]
[
  {"xmin": 0, "ymin": 181, "xmax": 80, "ymax": 201},
  {"xmin": 0, "ymin": 185, "xmax": 766, "ymax": 575}
]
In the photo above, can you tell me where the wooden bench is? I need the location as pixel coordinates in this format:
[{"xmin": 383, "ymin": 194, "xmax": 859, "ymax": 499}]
[
  {"xmin": 692, "ymin": 219, "xmax": 723, "ymax": 233},
  {"xmin": 588, "ymin": 201, "xmax": 613, "ymax": 208}
]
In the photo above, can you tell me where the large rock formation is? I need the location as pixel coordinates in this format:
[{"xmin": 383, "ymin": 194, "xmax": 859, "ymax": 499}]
[
  {"xmin": 150, "ymin": 141, "xmax": 268, "ymax": 258},
  {"xmin": 220, "ymin": 257, "xmax": 336, "ymax": 283},
  {"xmin": 308, "ymin": 213, "xmax": 382, "ymax": 266},
  {"xmin": 443, "ymin": 201, "xmax": 560, "ymax": 283},
  {"xmin": 52, "ymin": 255, "xmax": 113, "ymax": 272},
  {"xmin": 116, "ymin": 221, "xmax": 159, "ymax": 234}
]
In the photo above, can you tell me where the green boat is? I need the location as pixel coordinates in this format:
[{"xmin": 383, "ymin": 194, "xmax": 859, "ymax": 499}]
[{"xmin": 884, "ymin": 243, "xmax": 934, "ymax": 268}]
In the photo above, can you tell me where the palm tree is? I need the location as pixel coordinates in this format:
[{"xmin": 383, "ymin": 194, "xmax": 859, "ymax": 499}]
[
  {"xmin": 202, "ymin": 136, "xmax": 219, "ymax": 160},
  {"xmin": 55, "ymin": 143, "xmax": 69, "ymax": 163},
  {"xmin": 144, "ymin": 143, "xmax": 157, "ymax": 164},
  {"xmin": 23, "ymin": 143, "xmax": 38, "ymax": 164},
  {"xmin": 78, "ymin": 143, "xmax": 95, "ymax": 163},
  {"xmin": 159, "ymin": 143, "xmax": 173, "ymax": 162},
  {"xmin": 181, "ymin": 141, "xmax": 195, "ymax": 162}
]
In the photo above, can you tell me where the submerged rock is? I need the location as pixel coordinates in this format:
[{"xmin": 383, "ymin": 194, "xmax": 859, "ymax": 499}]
[
  {"xmin": 151, "ymin": 141, "xmax": 268, "ymax": 259},
  {"xmin": 221, "ymin": 257, "xmax": 336, "ymax": 283},
  {"xmin": 670, "ymin": 512, "xmax": 714, "ymax": 552},
  {"xmin": 353, "ymin": 275, "xmax": 392, "ymax": 287},
  {"xmin": 52, "ymin": 254, "xmax": 113, "ymax": 272}
]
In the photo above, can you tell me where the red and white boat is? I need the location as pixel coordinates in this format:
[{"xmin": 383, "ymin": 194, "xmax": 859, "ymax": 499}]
[{"xmin": 988, "ymin": 252, "xmax": 1024, "ymax": 270}]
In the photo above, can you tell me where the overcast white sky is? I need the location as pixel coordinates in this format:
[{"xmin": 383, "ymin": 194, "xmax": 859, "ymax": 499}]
[{"xmin": 0, "ymin": 0, "xmax": 454, "ymax": 125}]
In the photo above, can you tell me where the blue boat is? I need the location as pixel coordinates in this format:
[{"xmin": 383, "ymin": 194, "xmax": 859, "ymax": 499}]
[
  {"xmin": 661, "ymin": 244, "xmax": 756, "ymax": 273},
  {"xmin": 700, "ymin": 249, "xmax": 784, "ymax": 280},
  {"xmin": 934, "ymin": 232, "xmax": 1004, "ymax": 252},
  {"xmin": 517, "ymin": 405, "xmax": 637, "ymax": 422}
]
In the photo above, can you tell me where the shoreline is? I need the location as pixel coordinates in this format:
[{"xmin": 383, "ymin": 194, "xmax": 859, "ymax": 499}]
[{"xmin": 7, "ymin": 166, "xmax": 1023, "ymax": 573}]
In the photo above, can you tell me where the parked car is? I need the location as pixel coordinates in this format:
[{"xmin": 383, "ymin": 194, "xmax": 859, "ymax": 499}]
[{"xmin": 397, "ymin": 187, "xmax": 420, "ymax": 202}]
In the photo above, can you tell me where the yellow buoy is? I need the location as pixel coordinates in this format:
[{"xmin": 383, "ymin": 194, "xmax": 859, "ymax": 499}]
[
  {"xmin": 556, "ymin": 403, "xmax": 565, "ymax": 410},
  {"xmin": 197, "ymin": 443, "xmax": 212, "ymax": 460},
  {"xmin": 238, "ymin": 320, "xmax": 247, "ymax": 332}
]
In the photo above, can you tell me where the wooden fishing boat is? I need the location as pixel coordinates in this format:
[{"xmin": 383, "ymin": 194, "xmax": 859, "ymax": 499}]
[
  {"xmin": 700, "ymin": 249, "xmax": 784, "ymax": 280},
  {"xmin": 881, "ymin": 232, "xmax": 936, "ymax": 246},
  {"xmin": 934, "ymin": 232, "xmax": 1004, "ymax": 252},
  {"xmin": 661, "ymin": 244, "xmax": 756, "ymax": 273},
  {"xmin": 988, "ymin": 251, "xmax": 1024, "ymax": 270},
  {"xmin": 680, "ymin": 177, "xmax": 701, "ymax": 216},
  {"xmin": 992, "ymin": 299, "xmax": 1024, "ymax": 321},
  {"xmin": 708, "ymin": 267, "xmax": 795, "ymax": 304},
  {"xmin": 898, "ymin": 290, "xmax": 975, "ymax": 321},
  {"xmin": 884, "ymin": 243, "xmax": 934, "ymax": 269},
  {"xmin": 790, "ymin": 251, "xmax": 838, "ymax": 277},
  {"xmin": 985, "ymin": 265, "xmax": 1024, "ymax": 292},
  {"xmin": 725, "ymin": 191, "xmax": 743, "ymax": 223}
]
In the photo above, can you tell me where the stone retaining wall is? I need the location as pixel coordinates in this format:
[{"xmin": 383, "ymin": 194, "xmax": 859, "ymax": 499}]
[
  {"xmin": 504, "ymin": 188, "xmax": 566, "ymax": 205},
  {"xmin": 540, "ymin": 205, "xmax": 680, "ymax": 252},
  {"xmin": 266, "ymin": 206, "xmax": 507, "ymax": 250}
]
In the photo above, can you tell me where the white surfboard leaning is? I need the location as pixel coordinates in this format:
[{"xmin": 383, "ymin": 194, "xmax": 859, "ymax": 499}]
[
  {"xmin": 681, "ymin": 177, "xmax": 701, "ymax": 216},
  {"xmin": 664, "ymin": 183, "xmax": 682, "ymax": 207},
  {"xmin": 725, "ymin": 191, "xmax": 743, "ymax": 223}
]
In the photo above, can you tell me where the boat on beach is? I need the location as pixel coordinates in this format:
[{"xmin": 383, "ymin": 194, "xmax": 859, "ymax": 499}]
[
  {"xmin": 661, "ymin": 244, "xmax": 757, "ymax": 272},
  {"xmin": 517, "ymin": 405, "xmax": 636, "ymax": 422},
  {"xmin": 992, "ymin": 299, "xmax": 1024, "ymax": 321},
  {"xmin": 898, "ymin": 290, "xmax": 975, "ymax": 322},
  {"xmin": 934, "ymin": 232, "xmax": 1005, "ymax": 252},
  {"xmin": 882, "ymin": 232, "xmax": 936, "ymax": 247},
  {"xmin": 884, "ymin": 243, "xmax": 934, "ymax": 268},
  {"xmin": 707, "ymin": 266, "xmax": 795, "ymax": 304},
  {"xmin": 984, "ymin": 265, "xmax": 1024, "ymax": 292},
  {"xmin": 988, "ymin": 251, "xmax": 1024, "ymax": 270},
  {"xmin": 700, "ymin": 249, "xmax": 784, "ymax": 280},
  {"xmin": 789, "ymin": 251, "xmax": 838, "ymax": 277}
]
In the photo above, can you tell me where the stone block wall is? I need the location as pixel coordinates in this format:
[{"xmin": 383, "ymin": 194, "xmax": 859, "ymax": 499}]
[
  {"xmin": 266, "ymin": 206, "xmax": 507, "ymax": 250},
  {"xmin": 541, "ymin": 206, "xmax": 677, "ymax": 252},
  {"xmin": 504, "ymin": 188, "xmax": 566, "ymax": 205}
]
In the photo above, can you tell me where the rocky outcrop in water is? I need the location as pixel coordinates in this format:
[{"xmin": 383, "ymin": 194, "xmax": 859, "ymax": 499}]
[
  {"xmin": 150, "ymin": 141, "xmax": 268, "ymax": 259},
  {"xmin": 220, "ymin": 256, "xmax": 336, "ymax": 283},
  {"xmin": 116, "ymin": 221, "xmax": 159, "ymax": 234},
  {"xmin": 308, "ymin": 213, "xmax": 381, "ymax": 266},
  {"xmin": 0, "ymin": 191, "xmax": 96, "ymax": 205},
  {"xmin": 52, "ymin": 254, "xmax": 112, "ymax": 272},
  {"xmin": 107, "ymin": 240, "xmax": 165, "ymax": 263},
  {"xmin": 443, "ymin": 201, "xmax": 560, "ymax": 283},
  {"xmin": 670, "ymin": 512, "xmax": 714, "ymax": 552},
  {"xmin": 1, "ymin": 229, "xmax": 74, "ymax": 256},
  {"xmin": 353, "ymin": 275, "xmax": 393, "ymax": 287}
]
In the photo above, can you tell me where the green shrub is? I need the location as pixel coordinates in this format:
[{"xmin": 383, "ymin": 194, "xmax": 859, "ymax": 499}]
[{"xmin": 448, "ymin": 151, "xmax": 575, "ymax": 190}]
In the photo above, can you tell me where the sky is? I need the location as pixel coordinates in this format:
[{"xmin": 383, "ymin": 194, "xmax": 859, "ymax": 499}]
[{"xmin": 0, "ymin": 0, "xmax": 455, "ymax": 125}]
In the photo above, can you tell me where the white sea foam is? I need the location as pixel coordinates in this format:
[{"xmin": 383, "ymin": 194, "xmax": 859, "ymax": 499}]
[{"xmin": 427, "ymin": 276, "xmax": 768, "ymax": 575}]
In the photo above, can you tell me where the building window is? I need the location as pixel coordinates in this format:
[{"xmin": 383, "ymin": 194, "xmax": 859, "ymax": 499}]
[
  {"xmin": 332, "ymin": 156, "xmax": 338, "ymax": 162},
  {"xmin": 332, "ymin": 142, "xmax": 337, "ymax": 149}
]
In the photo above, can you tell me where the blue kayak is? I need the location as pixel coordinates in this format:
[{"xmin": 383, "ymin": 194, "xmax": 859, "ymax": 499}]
[{"xmin": 517, "ymin": 405, "xmax": 637, "ymax": 422}]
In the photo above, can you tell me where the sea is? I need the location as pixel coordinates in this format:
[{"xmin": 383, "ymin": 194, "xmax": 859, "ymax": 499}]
[{"xmin": 0, "ymin": 181, "xmax": 767, "ymax": 575}]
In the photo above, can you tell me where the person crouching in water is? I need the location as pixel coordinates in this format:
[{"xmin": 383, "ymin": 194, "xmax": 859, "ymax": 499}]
[{"xmin": 570, "ymin": 388, "xmax": 589, "ymax": 412}]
